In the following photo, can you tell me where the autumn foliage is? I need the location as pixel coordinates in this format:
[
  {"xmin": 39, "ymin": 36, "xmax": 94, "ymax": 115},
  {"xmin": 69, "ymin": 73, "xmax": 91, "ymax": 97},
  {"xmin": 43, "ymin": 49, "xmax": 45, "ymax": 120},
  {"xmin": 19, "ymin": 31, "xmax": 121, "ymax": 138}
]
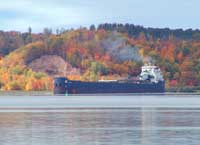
[{"xmin": 0, "ymin": 24, "xmax": 199, "ymax": 91}]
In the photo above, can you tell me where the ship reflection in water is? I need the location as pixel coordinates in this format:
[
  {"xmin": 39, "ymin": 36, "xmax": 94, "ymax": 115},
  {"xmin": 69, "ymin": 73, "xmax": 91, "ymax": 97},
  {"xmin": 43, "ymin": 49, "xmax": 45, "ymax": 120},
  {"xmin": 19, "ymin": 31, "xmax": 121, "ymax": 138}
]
[{"xmin": 0, "ymin": 97, "xmax": 200, "ymax": 145}]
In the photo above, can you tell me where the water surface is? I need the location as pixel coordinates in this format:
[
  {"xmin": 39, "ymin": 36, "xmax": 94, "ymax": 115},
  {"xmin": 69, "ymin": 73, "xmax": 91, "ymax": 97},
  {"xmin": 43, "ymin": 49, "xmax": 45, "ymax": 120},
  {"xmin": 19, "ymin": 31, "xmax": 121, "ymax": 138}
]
[{"xmin": 0, "ymin": 94, "xmax": 200, "ymax": 145}]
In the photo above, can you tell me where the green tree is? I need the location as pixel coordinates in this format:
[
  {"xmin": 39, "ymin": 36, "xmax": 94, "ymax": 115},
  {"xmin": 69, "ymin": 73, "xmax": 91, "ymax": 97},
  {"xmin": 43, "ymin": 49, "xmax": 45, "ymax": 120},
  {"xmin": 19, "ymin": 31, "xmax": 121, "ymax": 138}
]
[
  {"xmin": 90, "ymin": 25, "xmax": 96, "ymax": 31},
  {"xmin": 182, "ymin": 47, "xmax": 190, "ymax": 56}
]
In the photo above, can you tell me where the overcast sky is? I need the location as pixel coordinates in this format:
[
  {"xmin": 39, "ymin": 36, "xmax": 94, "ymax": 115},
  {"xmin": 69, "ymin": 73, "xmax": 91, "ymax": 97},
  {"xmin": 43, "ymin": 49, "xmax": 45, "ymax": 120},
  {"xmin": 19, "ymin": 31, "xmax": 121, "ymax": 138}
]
[{"xmin": 0, "ymin": 0, "xmax": 199, "ymax": 32}]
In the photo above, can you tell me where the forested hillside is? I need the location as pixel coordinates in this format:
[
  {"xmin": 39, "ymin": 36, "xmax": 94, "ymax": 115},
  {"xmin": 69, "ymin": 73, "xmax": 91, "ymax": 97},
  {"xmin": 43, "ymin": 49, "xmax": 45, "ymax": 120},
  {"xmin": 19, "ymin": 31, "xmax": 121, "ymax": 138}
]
[{"xmin": 0, "ymin": 24, "xmax": 199, "ymax": 91}]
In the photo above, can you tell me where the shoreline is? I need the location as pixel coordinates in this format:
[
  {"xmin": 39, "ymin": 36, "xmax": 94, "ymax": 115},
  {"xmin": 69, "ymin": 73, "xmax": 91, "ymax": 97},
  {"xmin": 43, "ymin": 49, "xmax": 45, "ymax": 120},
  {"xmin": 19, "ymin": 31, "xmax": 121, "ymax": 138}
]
[{"xmin": 0, "ymin": 90, "xmax": 200, "ymax": 96}]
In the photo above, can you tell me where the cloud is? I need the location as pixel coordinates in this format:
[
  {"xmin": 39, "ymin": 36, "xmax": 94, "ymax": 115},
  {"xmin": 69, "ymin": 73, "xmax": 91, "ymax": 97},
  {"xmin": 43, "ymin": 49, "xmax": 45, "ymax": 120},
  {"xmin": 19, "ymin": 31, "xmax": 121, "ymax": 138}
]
[
  {"xmin": 0, "ymin": 0, "xmax": 91, "ymax": 32},
  {"xmin": 0, "ymin": 0, "xmax": 199, "ymax": 32}
]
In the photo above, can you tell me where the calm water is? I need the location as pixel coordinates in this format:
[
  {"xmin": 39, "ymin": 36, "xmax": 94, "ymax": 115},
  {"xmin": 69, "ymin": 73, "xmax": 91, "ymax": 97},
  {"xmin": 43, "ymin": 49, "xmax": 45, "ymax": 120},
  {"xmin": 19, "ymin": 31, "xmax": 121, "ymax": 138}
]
[{"xmin": 0, "ymin": 94, "xmax": 200, "ymax": 145}]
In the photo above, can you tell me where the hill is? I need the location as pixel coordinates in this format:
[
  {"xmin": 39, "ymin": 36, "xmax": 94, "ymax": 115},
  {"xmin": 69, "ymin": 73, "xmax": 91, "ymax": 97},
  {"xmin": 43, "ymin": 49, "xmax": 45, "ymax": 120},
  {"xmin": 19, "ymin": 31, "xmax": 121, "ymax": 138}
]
[{"xmin": 0, "ymin": 24, "xmax": 199, "ymax": 91}]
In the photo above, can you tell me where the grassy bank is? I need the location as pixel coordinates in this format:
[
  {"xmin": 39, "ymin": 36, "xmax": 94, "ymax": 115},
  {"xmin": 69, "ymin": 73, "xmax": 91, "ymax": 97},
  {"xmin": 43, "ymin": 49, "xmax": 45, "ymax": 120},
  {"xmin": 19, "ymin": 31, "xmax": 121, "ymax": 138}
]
[
  {"xmin": 166, "ymin": 86, "xmax": 200, "ymax": 93},
  {"xmin": 0, "ymin": 91, "xmax": 52, "ymax": 96}
]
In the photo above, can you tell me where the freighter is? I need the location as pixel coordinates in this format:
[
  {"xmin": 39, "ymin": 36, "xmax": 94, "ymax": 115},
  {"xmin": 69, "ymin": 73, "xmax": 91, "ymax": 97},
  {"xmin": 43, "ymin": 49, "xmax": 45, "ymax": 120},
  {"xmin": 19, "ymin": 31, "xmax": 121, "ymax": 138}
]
[{"xmin": 53, "ymin": 65, "xmax": 165, "ymax": 94}]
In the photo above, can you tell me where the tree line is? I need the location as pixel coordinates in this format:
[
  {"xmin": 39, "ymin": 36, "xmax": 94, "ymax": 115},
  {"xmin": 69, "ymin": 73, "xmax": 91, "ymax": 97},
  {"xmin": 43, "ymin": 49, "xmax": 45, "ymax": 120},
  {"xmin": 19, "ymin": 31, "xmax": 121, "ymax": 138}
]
[{"xmin": 97, "ymin": 23, "xmax": 200, "ymax": 40}]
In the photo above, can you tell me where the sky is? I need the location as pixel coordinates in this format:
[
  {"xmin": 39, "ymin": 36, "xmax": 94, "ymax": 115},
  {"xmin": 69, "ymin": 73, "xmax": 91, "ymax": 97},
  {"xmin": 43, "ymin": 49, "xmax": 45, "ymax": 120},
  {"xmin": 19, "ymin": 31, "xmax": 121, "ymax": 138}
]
[{"xmin": 0, "ymin": 0, "xmax": 200, "ymax": 32}]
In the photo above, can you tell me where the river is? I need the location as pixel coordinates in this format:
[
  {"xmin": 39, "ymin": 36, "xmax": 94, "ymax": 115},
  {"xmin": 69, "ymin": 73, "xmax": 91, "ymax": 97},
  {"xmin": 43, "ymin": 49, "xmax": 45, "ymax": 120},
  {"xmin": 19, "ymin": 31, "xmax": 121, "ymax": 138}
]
[{"xmin": 0, "ymin": 93, "xmax": 200, "ymax": 145}]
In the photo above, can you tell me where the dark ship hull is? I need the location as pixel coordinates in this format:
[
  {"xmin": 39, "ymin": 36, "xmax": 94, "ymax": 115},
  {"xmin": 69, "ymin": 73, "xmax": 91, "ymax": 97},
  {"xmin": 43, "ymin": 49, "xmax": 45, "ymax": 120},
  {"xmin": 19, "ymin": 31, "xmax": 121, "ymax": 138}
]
[{"xmin": 53, "ymin": 77, "xmax": 165, "ymax": 95}]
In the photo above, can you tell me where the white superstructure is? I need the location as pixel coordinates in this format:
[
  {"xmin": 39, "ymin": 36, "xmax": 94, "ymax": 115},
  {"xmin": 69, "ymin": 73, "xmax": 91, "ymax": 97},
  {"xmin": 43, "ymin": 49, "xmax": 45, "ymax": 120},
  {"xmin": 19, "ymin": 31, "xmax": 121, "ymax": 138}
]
[{"xmin": 139, "ymin": 65, "xmax": 164, "ymax": 83}]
